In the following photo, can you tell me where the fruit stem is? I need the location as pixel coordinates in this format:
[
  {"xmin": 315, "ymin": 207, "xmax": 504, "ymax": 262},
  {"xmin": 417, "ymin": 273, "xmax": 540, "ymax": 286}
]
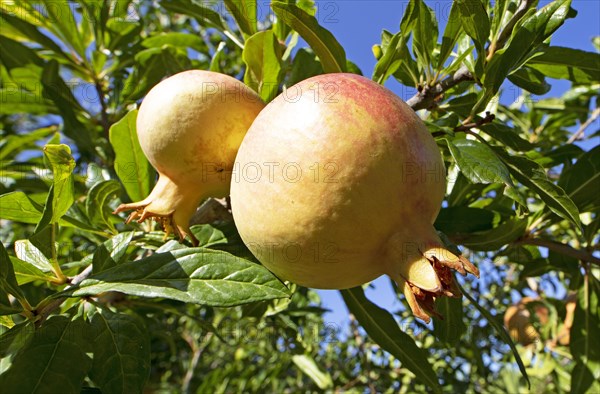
[
  {"xmin": 114, "ymin": 175, "xmax": 204, "ymax": 245},
  {"xmin": 384, "ymin": 226, "xmax": 479, "ymax": 322}
]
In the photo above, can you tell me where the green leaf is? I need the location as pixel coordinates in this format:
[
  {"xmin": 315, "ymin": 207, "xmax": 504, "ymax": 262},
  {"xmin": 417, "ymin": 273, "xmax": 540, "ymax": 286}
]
[
  {"xmin": 142, "ymin": 32, "xmax": 207, "ymax": 51},
  {"xmin": 271, "ymin": 1, "xmax": 346, "ymax": 73},
  {"xmin": 109, "ymin": 110, "xmax": 155, "ymax": 202},
  {"xmin": 446, "ymin": 138, "xmax": 514, "ymax": 187},
  {"xmin": 13, "ymin": 240, "xmax": 53, "ymax": 273},
  {"xmin": 570, "ymin": 277, "xmax": 600, "ymax": 393},
  {"xmin": 433, "ymin": 296, "xmax": 464, "ymax": 345},
  {"xmin": 288, "ymin": 48, "xmax": 324, "ymax": 87},
  {"xmin": 558, "ymin": 145, "xmax": 600, "ymax": 213},
  {"xmin": 39, "ymin": 0, "xmax": 85, "ymax": 57},
  {"xmin": 292, "ymin": 354, "xmax": 333, "ymax": 390},
  {"xmin": 372, "ymin": 31, "xmax": 407, "ymax": 85},
  {"xmin": 86, "ymin": 180, "xmax": 121, "ymax": 231},
  {"xmin": 0, "ymin": 322, "xmax": 33, "ymax": 359},
  {"xmin": 479, "ymin": 123, "xmax": 535, "ymax": 152},
  {"xmin": 400, "ymin": 0, "xmax": 438, "ymax": 75},
  {"xmin": 460, "ymin": 284, "xmax": 530, "ymax": 387},
  {"xmin": 508, "ymin": 66, "xmax": 551, "ymax": 95},
  {"xmin": 0, "ymin": 35, "xmax": 44, "ymax": 71},
  {"xmin": 455, "ymin": 0, "xmax": 489, "ymax": 76},
  {"xmin": 476, "ymin": 0, "xmax": 572, "ymax": 114},
  {"xmin": 0, "ymin": 191, "xmax": 43, "ymax": 223},
  {"xmin": 11, "ymin": 257, "xmax": 54, "ymax": 285},
  {"xmin": 41, "ymin": 60, "xmax": 93, "ymax": 154},
  {"xmin": 341, "ymin": 287, "xmax": 441, "ymax": 392},
  {"xmin": 0, "ymin": 126, "xmax": 55, "ymax": 161},
  {"xmin": 0, "ymin": 316, "xmax": 92, "ymax": 393},
  {"xmin": 209, "ymin": 41, "xmax": 227, "ymax": 72},
  {"xmin": 160, "ymin": 0, "xmax": 226, "ymax": 31},
  {"xmin": 89, "ymin": 308, "xmax": 150, "ymax": 394},
  {"xmin": 224, "ymin": 0, "xmax": 257, "ymax": 37},
  {"xmin": 497, "ymin": 151, "xmax": 581, "ymax": 229},
  {"xmin": 438, "ymin": 2, "xmax": 462, "ymax": 70},
  {"xmin": 435, "ymin": 207, "xmax": 495, "ymax": 235},
  {"xmin": 243, "ymin": 31, "xmax": 283, "ymax": 102},
  {"xmin": 66, "ymin": 248, "xmax": 291, "ymax": 306},
  {"xmin": 458, "ymin": 218, "xmax": 527, "ymax": 251},
  {"xmin": 92, "ymin": 232, "xmax": 134, "ymax": 273},
  {"xmin": 0, "ymin": 8, "xmax": 69, "ymax": 60},
  {"xmin": 527, "ymin": 46, "xmax": 600, "ymax": 84},
  {"xmin": 43, "ymin": 144, "xmax": 75, "ymax": 223},
  {"xmin": 0, "ymin": 242, "xmax": 25, "ymax": 303}
]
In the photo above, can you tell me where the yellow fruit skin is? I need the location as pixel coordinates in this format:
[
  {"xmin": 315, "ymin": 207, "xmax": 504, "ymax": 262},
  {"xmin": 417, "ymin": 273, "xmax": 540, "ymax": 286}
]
[
  {"xmin": 231, "ymin": 73, "xmax": 477, "ymax": 314},
  {"xmin": 138, "ymin": 70, "xmax": 265, "ymax": 194},
  {"xmin": 115, "ymin": 70, "xmax": 264, "ymax": 243}
]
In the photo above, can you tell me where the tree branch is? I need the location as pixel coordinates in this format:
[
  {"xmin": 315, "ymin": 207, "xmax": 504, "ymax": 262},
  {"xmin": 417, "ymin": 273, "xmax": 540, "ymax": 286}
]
[
  {"xmin": 517, "ymin": 238, "xmax": 600, "ymax": 266},
  {"xmin": 35, "ymin": 264, "xmax": 94, "ymax": 327},
  {"xmin": 407, "ymin": 66, "xmax": 474, "ymax": 111},
  {"xmin": 567, "ymin": 107, "xmax": 600, "ymax": 143}
]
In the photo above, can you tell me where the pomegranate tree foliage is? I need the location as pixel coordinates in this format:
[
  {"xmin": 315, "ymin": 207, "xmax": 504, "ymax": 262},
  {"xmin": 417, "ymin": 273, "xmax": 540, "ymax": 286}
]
[{"xmin": 0, "ymin": 0, "xmax": 598, "ymax": 392}]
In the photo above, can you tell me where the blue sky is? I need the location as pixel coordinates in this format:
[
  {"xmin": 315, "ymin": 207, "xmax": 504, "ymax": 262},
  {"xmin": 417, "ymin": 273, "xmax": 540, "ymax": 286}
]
[{"xmin": 308, "ymin": 0, "xmax": 600, "ymax": 329}]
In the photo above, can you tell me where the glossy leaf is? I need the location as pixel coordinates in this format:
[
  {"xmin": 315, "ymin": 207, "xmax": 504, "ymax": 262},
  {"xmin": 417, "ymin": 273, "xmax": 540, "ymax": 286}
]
[
  {"xmin": 433, "ymin": 296, "xmax": 464, "ymax": 345},
  {"xmin": 0, "ymin": 322, "xmax": 33, "ymax": 359},
  {"xmin": 11, "ymin": 257, "xmax": 54, "ymax": 285},
  {"xmin": 458, "ymin": 218, "xmax": 527, "ymax": 251},
  {"xmin": 89, "ymin": 308, "xmax": 150, "ymax": 394},
  {"xmin": 527, "ymin": 46, "xmax": 600, "ymax": 84},
  {"xmin": 0, "ymin": 242, "xmax": 25, "ymax": 303},
  {"xmin": 159, "ymin": 0, "xmax": 226, "ymax": 30},
  {"xmin": 438, "ymin": 2, "xmax": 462, "ymax": 69},
  {"xmin": 400, "ymin": 0, "xmax": 438, "ymax": 74},
  {"xmin": 92, "ymin": 232, "xmax": 134, "ymax": 274},
  {"xmin": 14, "ymin": 239, "xmax": 53, "ymax": 273},
  {"xmin": 43, "ymin": 144, "xmax": 75, "ymax": 223},
  {"xmin": 292, "ymin": 354, "xmax": 333, "ymax": 390},
  {"xmin": 0, "ymin": 192, "xmax": 43, "ymax": 224},
  {"xmin": 558, "ymin": 145, "xmax": 600, "ymax": 213},
  {"xmin": 479, "ymin": 123, "xmax": 535, "ymax": 152},
  {"xmin": 497, "ymin": 151, "xmax": 581, "ymax": 229},
  {"xmin": 446, "ymin": 138, "xmax": 514, "ymax": 187},
  {"xmin": 476, "ymin": 0, "xmax": 572, "ymax": 114},
  {"xmin": 86, "ymin": 180, "xmax": 121, "ymax": 231},
  {"xmin": 435, "ymin": 207, "xmax": 495, "ymax": 235},
  {"xmin": 341, "ymin": 287, "xmax": 441, "ymax": 392},
  {"xmin": 455, "ymin": 0, "xmax": 489, "ymax": 76},
  {"xmin": 508, "ymin": 66, "xmax": 551, "ymax": 95},
  {"xmin": 372, "ymin": 31, "xmax": 408, "ymax": 85},
  {"xmin": 271, "ymin": 1, "xmax": 346, "ymax": 73},
  {"xmin": 67, "ymin": 248, "xmax": 291, "ymax": 306},
  {"xmin": 224, "ymin": 0, "xmax": 257, "ymax": 37},
  {"xmin": 570, "ymin": 277, "xmax": 600, "ymax": 394},
  {"xmin": 243, "ymin": 31, "xmax": 283, "ymax": 102},
  {"xmin": 0, "ymin": 316, "xmax": 92, "ymax": 393},
  {"xmin": 109, "ymin": 110, "xmax": 155, "ymax": 203}
]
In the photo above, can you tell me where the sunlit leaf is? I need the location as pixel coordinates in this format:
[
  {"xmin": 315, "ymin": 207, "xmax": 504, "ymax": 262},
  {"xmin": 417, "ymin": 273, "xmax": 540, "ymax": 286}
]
[{"xmin": 109, "ymin": 110, "xmax": 155, "ymax": 203}]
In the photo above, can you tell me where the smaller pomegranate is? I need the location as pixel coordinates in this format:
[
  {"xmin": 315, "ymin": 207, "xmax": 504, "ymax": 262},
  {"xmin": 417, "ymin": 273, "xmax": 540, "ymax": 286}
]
[
  {"xmin": 114, "ymin": 70, "xmax": 264, "ymax": 244},
  {"xmin": 504, "ymin": 297, "xmax": 549, "ymax": 346},
  {"xmin": 230, "ymin": 73, "xmax": 479, "ymax": 322}
]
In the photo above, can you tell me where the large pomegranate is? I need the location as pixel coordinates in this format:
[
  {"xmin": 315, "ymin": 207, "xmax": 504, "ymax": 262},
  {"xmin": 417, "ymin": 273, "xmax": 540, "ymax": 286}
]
[
  {"xmin": 230, "ymin": 73, "xmax": 478, "ymax": 322},
  {"xmin": 114, "ymin": 70, "xmax": 265, "ymax": 245}
]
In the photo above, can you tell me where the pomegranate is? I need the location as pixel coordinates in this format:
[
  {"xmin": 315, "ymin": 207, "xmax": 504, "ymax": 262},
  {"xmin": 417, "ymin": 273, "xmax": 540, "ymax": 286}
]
[
  {"xmin": 504, "ymin": 297, "xmax": 549, "ymax": 346},
  {"xmin": 230, "ymin": 73, "xmax": 479, "ymax": 322},
  {"xmin": 114, "ymin": 70, "xmax": 265, "ymax": 245}
]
